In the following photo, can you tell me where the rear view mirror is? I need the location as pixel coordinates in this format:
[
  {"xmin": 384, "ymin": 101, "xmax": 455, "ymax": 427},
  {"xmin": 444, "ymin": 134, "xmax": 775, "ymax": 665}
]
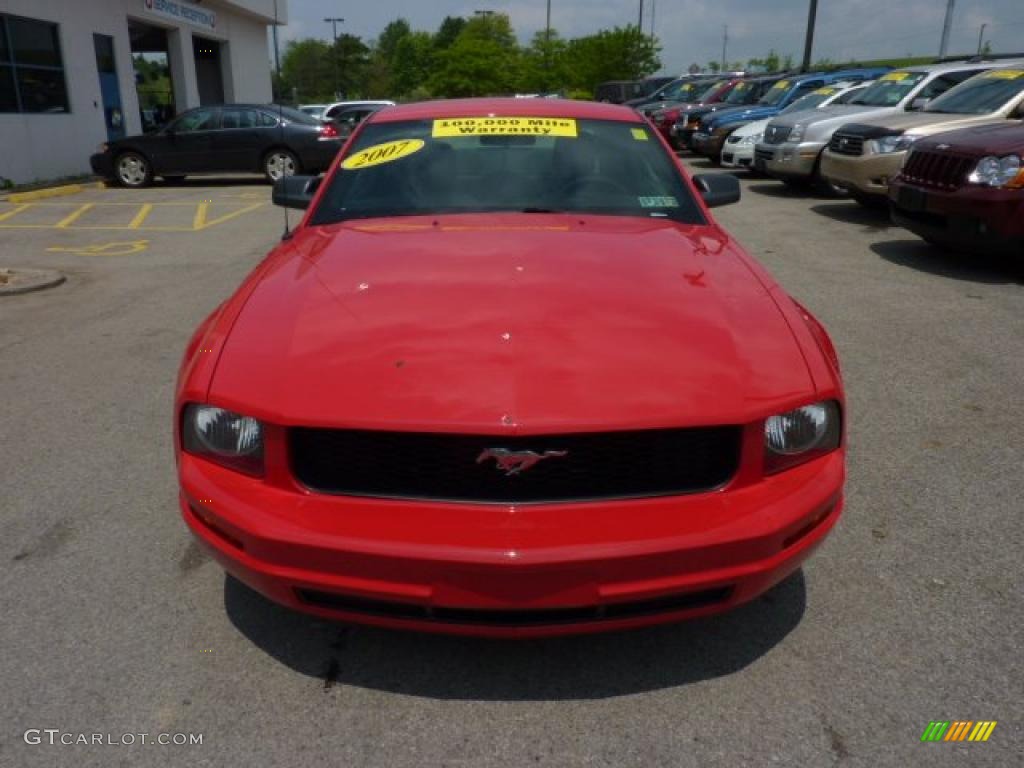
[
  {"xmin": 272, "ymin": 175, "xmax": 320, "ymax": 210},
  {"xmin": 908, "ymin": 97, "xmax": 930, "ymax": 111},
  {"xmin": 692, "ymin": 173, "xmax": 741, "ymax": 208}
]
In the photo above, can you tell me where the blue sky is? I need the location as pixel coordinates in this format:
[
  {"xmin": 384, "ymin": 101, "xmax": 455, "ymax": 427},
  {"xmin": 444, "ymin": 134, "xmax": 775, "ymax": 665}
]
[{"xmin": 277, "ymin": 0, "xmax": 1024, "ymax": 74}]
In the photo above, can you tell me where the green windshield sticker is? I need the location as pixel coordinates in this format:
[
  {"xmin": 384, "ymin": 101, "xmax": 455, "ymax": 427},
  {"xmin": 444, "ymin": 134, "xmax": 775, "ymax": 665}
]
[
  {"xmin": 631, "ymin": 128, "xmax": 649, "ymax": 141},
  {"xmin": 638, "ymin": 196, "xmax": 679, "ymax": 208}
]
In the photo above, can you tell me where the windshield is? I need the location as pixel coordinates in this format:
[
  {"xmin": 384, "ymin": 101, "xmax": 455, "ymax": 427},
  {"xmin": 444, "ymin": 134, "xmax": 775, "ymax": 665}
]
[
  {"xmin": 695, "ymin": 81, "xmax": 727, "ymax": 102},
  {"xmin": 309, "ymin": 118, "xmax": 704, "ymax": 226},
  {"xmin": 723, "ymin": 81, "xmax": 761, "ymax": 105},
  {"xmin": 656, "ymin": 79, "xmax": 709, "ymax": 102},
  {"xmin": 850, "ymin": 71, "xmax": 926, "ymax": 106},
  {"xmin": 758, "ymin": 80, "xmax": 793, "ymax": 106},
  {"xmin": 925, "ymin": 69, "xmax": 1024, "ymax": 114},
  {"xmin": 781, "ymin": 87, "xmax": 837, "ymax": 113}
]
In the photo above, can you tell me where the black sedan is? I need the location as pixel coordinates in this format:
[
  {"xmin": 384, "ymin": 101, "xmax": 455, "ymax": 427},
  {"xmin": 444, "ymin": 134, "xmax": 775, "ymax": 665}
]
[{"xmin": 90, "ymin": 104, "xmax": 344, "ymax": 188}]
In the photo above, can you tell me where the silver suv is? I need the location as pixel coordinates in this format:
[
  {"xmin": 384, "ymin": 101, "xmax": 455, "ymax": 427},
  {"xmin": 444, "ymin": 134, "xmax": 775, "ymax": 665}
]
[{"xmin": 753, "ymin": 60, "xmax": 999, "ymax": 192}]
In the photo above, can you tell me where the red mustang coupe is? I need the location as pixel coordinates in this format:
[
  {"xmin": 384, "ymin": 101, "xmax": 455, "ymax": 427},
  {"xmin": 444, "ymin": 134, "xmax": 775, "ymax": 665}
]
[{"xmin": 175, "ymin": 99, "xmax": 845, "ymax": 637}]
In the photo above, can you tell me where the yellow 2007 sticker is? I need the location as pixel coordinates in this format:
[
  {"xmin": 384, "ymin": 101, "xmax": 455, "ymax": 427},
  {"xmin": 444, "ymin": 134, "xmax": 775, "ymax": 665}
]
[
  {"xmin": 983, "ymin": 69, "xmax": 1024, "ymax": 79},
  {"xmin": 631, "ymin": 128, "xmax": 649, "ymax": 141},
  {"xmin": 881, "ymin": 72, "xmax": 910, "ymax": 81},
  {"xmin": 432, "ymin": 117, "xmax": 578, "ymax": 137},
  {"xmin": 341, "ymin": 139, "xmax": 425, "ymax": 170}
]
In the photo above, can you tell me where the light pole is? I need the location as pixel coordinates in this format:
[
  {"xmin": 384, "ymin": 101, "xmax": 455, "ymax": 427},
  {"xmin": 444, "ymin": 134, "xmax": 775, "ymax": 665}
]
[
  {"xmin": 801, "ymin": 0, "xmax": 819, "ymax": 73},
  {"xmin": 721, "ymin": 24, "xmax": 728, "ymax": 72},
  {"xmin": 939, "ymin": 0, "xmax": 955, "ymax": 58},
  {"xmin": 324, "ymin": 17, "xmax": 344, "ymax": 100},
  {"xmin": 638, "ymin": 0, "xmax": 644, "ymax": 32},
  {"xmin": 977, "ymin": 22, "xmax": 988, "ymax": 55}
]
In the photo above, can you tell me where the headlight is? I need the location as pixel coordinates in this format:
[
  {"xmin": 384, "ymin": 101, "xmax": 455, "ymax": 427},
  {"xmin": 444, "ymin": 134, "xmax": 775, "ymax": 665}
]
[
  {"xmin": 764, "ymin": 401, "xmax": 841, "ymax": 474},
  {"xmin": 789, "ymin": 124, "xmax": 805, "ymax": 142},
  {"xmin": 871, "ymin": 133, "xmax": 917, "ymax": 154},
  {"xmin": 967, "ymin": 154, "xmax": 1022, "ymax": 187},
  {"xmin": 182, "ymin": 404, "xmax": 264, "ymax": 475},
  {"xmin": 740, "ymin": 133, "xmax": 763, "ymax": 145}
]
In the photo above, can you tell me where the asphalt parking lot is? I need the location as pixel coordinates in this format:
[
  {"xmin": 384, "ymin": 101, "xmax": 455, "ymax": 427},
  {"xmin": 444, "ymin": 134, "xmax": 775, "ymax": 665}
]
[{"xmin": 1, "ymin": 167, "xmax": 1021, "ymax": 767}]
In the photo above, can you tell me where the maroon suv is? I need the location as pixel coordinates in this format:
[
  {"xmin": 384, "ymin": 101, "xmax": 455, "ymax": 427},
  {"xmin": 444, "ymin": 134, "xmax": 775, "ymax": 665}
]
[{"xmin": 889, "ymin": 124, "xmax": 1024, "ymax": 254}]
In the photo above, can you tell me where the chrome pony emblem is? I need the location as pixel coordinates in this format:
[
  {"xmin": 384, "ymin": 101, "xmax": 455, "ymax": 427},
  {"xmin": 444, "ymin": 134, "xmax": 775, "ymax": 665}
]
[{"xmin": 476, "ymin": 448, "xmax": 568, "ymax": 476}]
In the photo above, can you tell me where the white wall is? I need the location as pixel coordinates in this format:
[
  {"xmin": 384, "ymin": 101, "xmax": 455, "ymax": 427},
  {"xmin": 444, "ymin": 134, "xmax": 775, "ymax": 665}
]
[{"xmin": 0, "ymin": 0, "xmax": 282, "ymax": 184}]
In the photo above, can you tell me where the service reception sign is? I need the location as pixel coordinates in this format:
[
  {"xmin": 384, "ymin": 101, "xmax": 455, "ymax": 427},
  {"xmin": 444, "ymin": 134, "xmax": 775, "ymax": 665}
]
[{"xmin": 143, "ymin": 0, "xmax": 217, "ymax": 31}]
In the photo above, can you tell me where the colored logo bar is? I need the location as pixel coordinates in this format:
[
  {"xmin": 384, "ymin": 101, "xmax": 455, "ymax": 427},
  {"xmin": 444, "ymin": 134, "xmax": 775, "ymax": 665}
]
[{"xmin": 921, "ymin": 721, "xmax": 997, "ymax": 742}]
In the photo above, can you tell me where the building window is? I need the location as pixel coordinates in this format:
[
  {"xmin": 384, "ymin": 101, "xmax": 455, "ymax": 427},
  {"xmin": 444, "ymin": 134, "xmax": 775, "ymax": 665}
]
[{"xmin": 0, "ymin": 13, "xmax": 69, "ymax": 113}]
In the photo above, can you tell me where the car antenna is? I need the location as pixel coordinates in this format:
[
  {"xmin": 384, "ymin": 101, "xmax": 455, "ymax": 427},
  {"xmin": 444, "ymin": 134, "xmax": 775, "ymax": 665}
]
[{"xmin": 274, "ymin": 0, "xmax": 293, "ymax": 240}]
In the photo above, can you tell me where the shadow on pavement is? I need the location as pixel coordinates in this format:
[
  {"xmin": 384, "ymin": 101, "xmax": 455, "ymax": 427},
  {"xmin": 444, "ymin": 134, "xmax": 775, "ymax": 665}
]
[
  {"xmin": 224, "ymin": 570, "xmax": 806, "ymax": 701},
  {"xmin": 157, "ymin": 176, "xmax": 268, "ymax": 188},
  {"xmin": 809, "ymin": 202, "xmax": 894, "ymax": 231},
  {"xmin": 683, "ymin": 158, "xmax": 721, "ymax": 170},
  {"xmin": 871, "ymin": 240, "xmax": 1024, "ymax": 285}
]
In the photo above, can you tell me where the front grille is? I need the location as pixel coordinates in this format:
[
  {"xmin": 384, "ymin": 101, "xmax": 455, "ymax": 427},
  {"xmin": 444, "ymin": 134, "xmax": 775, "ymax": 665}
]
[
  {"xmin": 764, "ymin": 124, "xmax": 791, "ymax": 145},
  {"xmin": 754, "ymin": 147, "xmax": 775, "ymax": 163},
  {"xmin": 297, "ymin": 586, "xmax": 734, "ymax": 626},
  {"xmin": 828, "ymin": 131, "xmax": 864, "ymax": 156},
  {"xmin": 290, "ymin": 426, "xmax": 742, "ymax": 503},
  {"xmin": 901, "ymin": 149, "xmax": 975, "ymax": 189}
]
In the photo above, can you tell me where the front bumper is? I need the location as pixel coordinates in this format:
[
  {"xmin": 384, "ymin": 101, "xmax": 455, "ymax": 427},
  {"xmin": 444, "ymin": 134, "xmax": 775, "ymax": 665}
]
[
  {"xmin": 820, "ymin": 148, "xmax": 904, "ymax": 198},
  {"xmin": 179, "ymin": 449, "xmax": 844, "ymax": 637},
  {"xmin": 691, "ymin": 131, "xmax": 731, "ymax": 159},
  {"xmin": 721, "ymin": 140, "xmax": 755, "ymax": 168},
  {"xmin": 90, "ymin": 153, "xmax": 114, "ymax": 178},
  {"xmin": 758, "ymin": 141, "xmax": 826, "ymax": 179},
  {"xmin": 889, "ymin": 178, "xmax": 1024, "ymax": 253}
]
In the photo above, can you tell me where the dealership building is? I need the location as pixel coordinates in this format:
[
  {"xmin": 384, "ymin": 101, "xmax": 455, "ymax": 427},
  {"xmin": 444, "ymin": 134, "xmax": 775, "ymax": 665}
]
[{"xmin": 0, "ymin": 0, "xmax": 287, "ymax": 184}]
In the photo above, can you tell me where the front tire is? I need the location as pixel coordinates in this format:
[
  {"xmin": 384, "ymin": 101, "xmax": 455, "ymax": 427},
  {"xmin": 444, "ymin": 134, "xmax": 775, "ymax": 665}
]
[
  {"xmin": 263, "ymin": 149, "xmax": 300, "ymax": 182},
  {"xmin": 115, "ymin": 152, "xmax": 153, "ymax": 188}
]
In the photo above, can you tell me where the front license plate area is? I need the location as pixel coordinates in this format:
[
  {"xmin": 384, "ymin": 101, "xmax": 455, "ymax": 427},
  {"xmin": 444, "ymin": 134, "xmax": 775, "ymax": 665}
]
[{"xmin": 897, "ymin": 185, "xmax": 928, "ymax": 212}]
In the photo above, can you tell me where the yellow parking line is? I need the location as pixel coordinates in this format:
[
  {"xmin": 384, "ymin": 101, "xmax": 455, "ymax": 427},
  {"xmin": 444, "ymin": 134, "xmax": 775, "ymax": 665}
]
[
  {"xmin": 192, "ymin": 202, "xmax": 209, "ymax": 230},
  {"xmin": 197, "ymin": 202, "xmax": 266, "ymax": 230},
  {"xmin": 55, "ymin": 203, "xmax": 95, "ymax": 228},
  {"xmin": 129, "ymin": 204, "xmax": 154, "ymax": 229},
  {"xmin": 0, "ymin": 203, "xmax": 33, "ymax": 221}
]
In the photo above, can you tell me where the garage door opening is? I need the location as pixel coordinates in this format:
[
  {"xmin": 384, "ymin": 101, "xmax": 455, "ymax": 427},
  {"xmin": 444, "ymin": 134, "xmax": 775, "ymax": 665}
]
[
  {"xmin": 129, "ymin": 20, "xmax": 175, "ymax": 132},
  {"xmin": 193, "ymin": 36, "xmax": 224, "ymax": 106}
]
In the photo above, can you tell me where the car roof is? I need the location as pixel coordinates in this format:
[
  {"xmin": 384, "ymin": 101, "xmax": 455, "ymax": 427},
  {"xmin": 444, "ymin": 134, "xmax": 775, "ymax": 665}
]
[
  {"xmin": 897, "ymin": 58, "xmax": 1024, "ymax": 75},
  {"xmin": 370, "ymin": 98, "xmax": 643, "ymax": 124}
]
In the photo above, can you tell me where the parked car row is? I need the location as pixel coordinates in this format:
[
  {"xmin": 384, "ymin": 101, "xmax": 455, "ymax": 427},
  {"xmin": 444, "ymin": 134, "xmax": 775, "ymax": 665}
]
[{"xmin": 644, "ymin": 57, "xmax": 1024, "ymax": 255}]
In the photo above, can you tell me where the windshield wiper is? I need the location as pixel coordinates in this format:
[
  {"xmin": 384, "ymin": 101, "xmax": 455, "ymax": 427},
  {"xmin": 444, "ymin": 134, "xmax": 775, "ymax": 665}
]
[{"xmin": 520, "ymin": 207, "xmax": 566, "ymax": 214}]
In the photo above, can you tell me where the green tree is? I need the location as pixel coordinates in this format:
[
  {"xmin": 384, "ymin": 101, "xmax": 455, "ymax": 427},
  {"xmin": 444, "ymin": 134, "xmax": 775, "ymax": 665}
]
[
  {"xmin": 434, "ymin": 16, "xmax": 467, "ymax": 50},
  {"xmin": 521, "ymin": 29, "xmax": 570, "ymax": 93},
  {"xmin": 565, "ymin": 26, "xmax": 660, "ymax": 93},
  {"xmin": 706, "ymin": 60, "xmax": 721, "ymax": 73},
  {"xmin": 280, "ymin": 38, "xmax": 334, "ymax": 102},
  {"xmin": 429, "ymin": 13, "xmax": 523, "ymax": 97},
  {"xmin": 763, "ymin": 49, "xmax": 781, "ymax": 72},
  {"xmin": 392, "ymin": 31, "xmax": 435, "ymax": 97}
]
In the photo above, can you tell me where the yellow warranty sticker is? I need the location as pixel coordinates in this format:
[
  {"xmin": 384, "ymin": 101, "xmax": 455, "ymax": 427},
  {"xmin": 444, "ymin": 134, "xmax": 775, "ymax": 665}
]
[
  {"xmin": 631, "ymin": 127, "xmax": 649, "ymax": 141},
  {"xmin": 341, "ymin": 139, "xmax": 425, "ymax": 170},
  {"xmin": 881, "ymin": 72, "xmax": 910, "ymax": 81},
  {"xmin": 774, "ymin": 80, "xmax": 790, "ymax": 90},
  {"xmin": 814, "ymin": 88, "xmax": 837, "ymax": 95},
  {"xmin": 983, "ymin": 69, "xmax": 1024, "ymax": 79},
  {"xmin": 432, "ymin": 117, "xmax": 578, "ymax": 137}
]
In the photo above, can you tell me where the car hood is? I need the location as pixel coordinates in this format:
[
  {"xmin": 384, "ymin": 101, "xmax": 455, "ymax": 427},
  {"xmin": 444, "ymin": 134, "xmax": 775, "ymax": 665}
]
[
  {"xmin": 731, "ymin": 118, "xmax": 771, "ymax": 138},
  {"xmin": 209, "ymin": 214, "xmax": 815, "ymax": 432},
  {"xmin": 916, "ymin": 121, "xmax": 1024, "ymax": 155},
  {"xmin": 842, "ymin": 110, "xmax": 1012, "ymax": 137},
  {"xmin": 708, "ymin": 105, "xmax": 781, "ymax": 128},
  {"xmin": 768, "ymin": 104, "xmax": 899, "ymax": 133}
]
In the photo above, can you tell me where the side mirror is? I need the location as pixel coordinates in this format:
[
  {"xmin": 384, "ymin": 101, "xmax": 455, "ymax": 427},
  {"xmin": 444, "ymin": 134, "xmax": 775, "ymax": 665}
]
[
  {"xmin": 272, "ymin": 175, "xmax": 320, "ymax": 210},
  {"xmin": 907, "ymin": 97, "xmax": 930, "ymax": 111},
  {"xmin": 693, "ymin": 173, "xmax": 741, "ymax": 208}
]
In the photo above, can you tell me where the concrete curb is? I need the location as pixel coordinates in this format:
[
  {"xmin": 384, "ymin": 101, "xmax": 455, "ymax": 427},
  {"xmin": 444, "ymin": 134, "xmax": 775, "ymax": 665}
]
[
  {"xmin": 4, "ymin": 182, "xmax": 104, "ymax": 204},
  {"xmin": 0, "ymin": 268, "xmax": 66, "ymax": 296}
]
